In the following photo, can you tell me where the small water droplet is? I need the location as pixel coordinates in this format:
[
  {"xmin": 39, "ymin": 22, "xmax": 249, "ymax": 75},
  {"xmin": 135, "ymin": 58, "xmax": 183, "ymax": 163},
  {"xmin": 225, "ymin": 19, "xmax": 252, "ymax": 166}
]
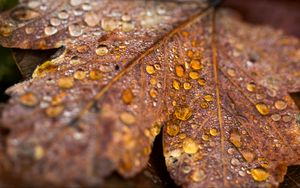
[
  {"xmin": 173, "ymin": 80, "xmax": 180, "ymax": 90},
  {"xmin": 175, "ymin": 65, "xmax": 185, "ymax": 78},
  {"xmin": 149, "ymin": 88, "xmax": 158, "ymax": 98},
  {"xmin": 250, "ymin": 168, "xmax": 269, "ymax": 182},
  {"xmin": 230, "ymin": 158, "xmax": 240, "ymax": 166},
  {"xmin": 271, "ymin": 114, "xmax": 281, "ymax": 122},
  {"xmin": 84, "ymin": 11, "xmax": 99, "ymax": 27},
  {"xmin": 230, "ymin": 131, "xmax": 241, "ymax": 148},
  {"xmin": 101, "ymin": 18, "xmax": 119, "ymax": 32},
  {"xmin": 189, "ymin": 71, "xmax": 200, "ymax": 80},
  {"xmin": 46, "ymin": 105, "xmax": 64, "ymax": 117},
  {"xmin": 34, "ymin": 145, "xmax": 45, "ymax": 160},
  {"xmin": 274, "ymin": 100, "xmax": 287, "ymax": 110},
  {"xmin": 68, "ymin": 24, "xmax": 83, "ymax": 37},
  {"xmin": 200, "ymin": 101, "xmax": 209, "ymax": 109},
  {"xmin": 19, "ymin": 92, "xmax": 39, "ymax": 107},
  {"xmin": 190, "ymin": 59, "xmax": 202, "ymax": 70},
  {"xmin": 227, "ymin": 68, "xmax": 236, "ymax": 77},
  {"xmin": 122, "ymin": 89, "xmax": 134, "ymax": 104},
  {"xmin": 50, "ymin": 17, "xmax": 61, "ymax": 26},
  {"xmin": 58, "ymin": 10, "xmax": 69, "ymax": 20},
  {"xmin": 198, "ymin": 78, "xmax": 206, "ymax": 86},
  {"xmin": 209, "ymin": 128, "xmax": 219, "ymax": 136},
  {"xmin": 120, "ymin": 112, "xmax": 136, "ymax": 125},
  {"xmin": 255, "ymin": 103, "xmax": 270, "ymax": 115},
  {"xmin": 70, "ymin": 0, "xmax": 83, "ymax": 6},
  {"xmin": 191, "ymin": 169, "xmax": 206, "ymax": 182},
  {"xmin": 146, "ymin": 65, "xmax": 155, "ymax": 75},
  {"xmin": 95, "ymin": 45, "xmax": 109, "ymax": 56},
  {"xmin": 73, "ymin": 70, "xmax": 86, "ymax": 80},
  {"xmin": 166, "ymin": 121, "xmax": 180, "ymax": 137},
  {"xmin": 183, "ymin": 82, "xmax": 192, "ymax": 90},
  {"xmin": 174, "ymin": 106, "xmax": 192, "ymax": 121},
  {"xmin": 204, "ymin": 94, "xmax": 213, "ymax": 102},
  {"xmin": 183, "ymin": 138, "xmax": 198, "ymax": 154},
  {"xmin": 44, "ymin": 26, "xmax": 57, "ymax": 36},
  {"xmin": 57, "ymin": 77, "xmax": 74, "ymax": 89},
  {"xmin": 89, "ymin": 69, "xmax": 102, "ymax": 80},
  {"xmin": 246, "ymin": 82, "xmax": 256, "ymax": 92}
]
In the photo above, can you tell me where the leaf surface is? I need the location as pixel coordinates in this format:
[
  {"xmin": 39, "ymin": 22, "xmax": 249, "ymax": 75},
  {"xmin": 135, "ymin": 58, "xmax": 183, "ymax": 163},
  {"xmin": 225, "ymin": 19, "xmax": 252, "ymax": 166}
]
[{"xmin": 0, "ymin": 0, "xmax": 299, "ymax": 188}]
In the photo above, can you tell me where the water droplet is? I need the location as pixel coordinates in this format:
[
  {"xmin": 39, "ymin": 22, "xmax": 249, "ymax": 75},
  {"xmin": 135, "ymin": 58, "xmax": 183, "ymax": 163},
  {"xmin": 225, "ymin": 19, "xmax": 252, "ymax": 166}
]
[
  {"xmin": 238, "ymin": 170, "xmax": 246, "ymax": 177},
  {"xmin": 282, "ymin": 115, "xmax": 292, "ymax": 122},
  {"xmin": 145, "ymin": 65, "xmax": 155, "ymax": 75},
  {"xmin": 209, "ymin": 128, "xmax": 219, "ymax": 136},
  {"xmin": 25, "ymin": 27, "xmax": 35, "ymax": 34},
  {"xmin": 121, "ymin": 14, "xmax": 131, "ymax": 22},
  {"xmin": 175, "ymin": 65, "xmax": 185, "ymax": 77},
  {"xmin": 73, "ymin": 70, "xmax": 86, "ymax": 80},
  {"xmin": 57, "ymin": 77, "xmax": 74, "ymax": 89},
  {"xmin": 189, "ymin": 71, "xmax": 200, "ymax": 80},
  {"xmin": 183, "ymin": 138, "xmax": 198, "ymax": 154},
  {"xmin": 149, "ymin": 88, "xmax": 158, "ymax": 98},
  {"xmin": 150, "ymin": 123, "xmax": 161, "ymax": 137},
  {"xmin": 191, "ymin": 169, "xmax": 206, "ymax": 182},
  {"xmin": 70, "ymin": 56, "xmax": 82, "ymax": 65},
  {"xmin": 255, "ymin": 103, "xmax": 270, "ymax": 115},
  {"xmin": 202, "ymin": 134, "xmax": 209, "ymax": 141},
  {"xmin": 190, "ymin": 59, "xmax": 202, "ymax": 70},
  {"xmin": 121, "ymin": 22, "xmax": 135, "ymax": 32},
  {"xmin": 58, "ymin": 10, "xmax": 69, "ymax": 20},
  {"xmin": 183, "ymin": 82, "xmax": 192, "ymax": 90},
  {"xmin": 0, "ymin": 22, "xmax": 13, "ymax": 37},
  {"xmin": 166, "ymin": 121, "xmax": 180, "ymax": 137},
  {"xmin": 174, "ymin": 106, "xmax": 192, "ymax": 121},
  {"xmin": 173, "ymin": 80, "xmax": 180, "ymax": 90},
  {"xmin": 150, "ymin": 78, "xmax": 157, "ymax": 85},
  {"xmin": 120, "ymin": 112, "xmax": 136, "ymax": 125},
  {"xmin": 275, "ymin": 100, "xmax": 287, "ymax": 110},
  {"xmin": 250, "ymin": 168, "xmax": 269, "ymax": 182},
  {"xmin": 101, "ymin": 18, "xmax": 119, "ymax": 32},
  {"xmin": 154, "ymin": 64, "xmax": 161, "ymax": 70},
  {"xmin": 198, "ymin": 78, "xmax": 206, "ymax": 86},
  {"xmin": 246, "ymin": 82, "xmax": 256, "ymax": 92},
  {"xmin": 51, "ymin": 92, "xmax": 66, "ymax": 106},
  {"xmin": 68, "ymin": 24, "xmax": 83, "ymax": 37},
  {"xmin": 46, "ymin": 105, "xmax": 64, "ymax": 117},
  {"xmin": 19, "ymin": 92, "xmax": 39, "ymax": 107},
  {"xmin": 82, "ymin": 2, "xmax": 92, "ymax": 11},
  {"xmin": 227, "ymin": 68, "xmax": 236, "ymax": 77},
  {"xmin": 84, "ymin": 11, "xmax": 99, "ymax": 27},
  {"xmin": 200, "ymin": 101, "xmax": 209, "ymax": 109},
  {"xmin": 70, "ymin": 0, "xmax": 83, "ymax": 6},
  {"xmin": 230, "ymin": 131, "xmax": 241, "ymax": 148},
  {"xmin": 44, "ymin": 26, "xmax": 57, "ymax": 36},
  {"xmin": 230, "ymin": 158, "xmax": 240, "ymax": 166},
  {"xmin": 89, "ymin": 69, "xmax": 102, "ymax": 80},
  {"xmin": 122, "ymin": 89, "xmax": 134, "ymax": 104},
  {"xmin": 271, "ymin": 114, "xmax": 281, "ymax": 122},
  {"xmin": 34, "ymin": 145, "xmax": 45, "ymax": 160},
  {"xmin": 95, "ymin": 45, "xmax": 109, "ymax": 56},
  {"xmin": 50, "ymin": 17, "xmax": 61, "ymax": 26},
  {"xmin": 28, "ymin": 1, "xmax": 41, "ymax": 9},
  {"xmin": 204, "ymin": 94, "xmax": 213, "ymax": 102}
]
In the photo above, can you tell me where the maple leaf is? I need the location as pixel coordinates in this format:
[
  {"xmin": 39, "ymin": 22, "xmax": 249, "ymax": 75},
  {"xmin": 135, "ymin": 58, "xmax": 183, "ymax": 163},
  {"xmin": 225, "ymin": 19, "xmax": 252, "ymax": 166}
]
[{"xmin": 0, "ymin": 0, "xmax": 299, "ymax": 188}]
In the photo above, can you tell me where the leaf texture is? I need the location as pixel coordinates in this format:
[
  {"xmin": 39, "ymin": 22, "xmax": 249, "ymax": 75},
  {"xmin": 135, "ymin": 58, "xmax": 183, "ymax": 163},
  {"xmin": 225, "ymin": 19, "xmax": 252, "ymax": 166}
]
[{"xmin": 0, "ymin": 0, "xmax": 299, "ymax": 187}]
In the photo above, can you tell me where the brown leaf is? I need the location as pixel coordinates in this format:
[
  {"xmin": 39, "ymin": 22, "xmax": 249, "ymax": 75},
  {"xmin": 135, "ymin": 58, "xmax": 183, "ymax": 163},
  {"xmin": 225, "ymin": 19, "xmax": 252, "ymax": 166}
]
[{"xmin": 0, "ymin": 0, "xmax": 299, "ymax": 188}]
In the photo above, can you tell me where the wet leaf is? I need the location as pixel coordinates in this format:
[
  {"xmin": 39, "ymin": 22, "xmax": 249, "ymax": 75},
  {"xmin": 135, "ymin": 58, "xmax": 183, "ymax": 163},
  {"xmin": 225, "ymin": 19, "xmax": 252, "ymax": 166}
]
[{"xmin": 0, "ymin": 0, "xmax": 299, "ymax": 188}]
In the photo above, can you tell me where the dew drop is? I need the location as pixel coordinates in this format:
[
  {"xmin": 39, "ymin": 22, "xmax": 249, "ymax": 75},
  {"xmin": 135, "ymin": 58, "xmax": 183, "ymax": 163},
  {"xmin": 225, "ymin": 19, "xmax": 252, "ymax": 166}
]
[
  {"xmin": 191, "ymin": 169, "xmax": 206, "ymax": 182},
  {"xmin": 230, "ymin": 131, "xmax": 241, "ymax": 148},
  {"xmin": 183, "ymin": 82, "xmax": 192, "ymax": 90},
  {"xmin": 173, "ymin": 80, "xmax": 180, "ymax": 90},
  {"xmin": 120, "ymin": 112, "xmax": 136, "ymax": 125},
  {"xmin": 101, "ymin": 18, "xmax": 119, "ymax": 32},
  {"xmin": 84, "ymin": 12, "xmax": 99, "ymax": 27},
  {"xmin": 230, "ymin": 158, "xmax": 240, "ymax": 166},
  {"xmin": 209, "ymin": 128, "xmax": 219, "ymax": 136},
  {"xmin": 271, "ymin": 114, "xmax": 281, "ymax": 122},
  {"xmin": 174, "ymin": 106, "xmax": 192, "ymax": 121},
  {"xmin": 44, "ymin": 26, "xmax": 57, "ymax": 36},
  {"xmin": 204, "ymin": 94, "xmax": 213, "ymax": 102},
  {"xmin": 50, "ymin": 17, "xmax": 61, "ymax": 26},
  {"xmin": 200, "ymin": 101, "xmax": 209, "ymax": 109},
  {"xmin": 246, "ymin": 82, "xmax": 256, "ymax": 92},
  {"xmin": 68, "ymin": 24, "xmax": 83, "ymax": 37},
  {"xmin": 34, "ymin": 145, "xmax": 45, "ymax": 160},
  {"xmin": 58, "ymin": 10, "xmax": 69, "ymax": 20},
  {"xmin": 190, "ymin": 59, "xmax": 202, "ymax": 70},
  {"xmin": 183, "ymin": 138, "xmax": 198, "ymax": 154},
  {"xmin": 73, "ymin": 70, "xmax": 86, "ymax": 80},
  {"xmin": 89, "ymin": 69, "xmax": 102, "ymax": 80},
  {"xmin": 95, "ymin": 45, "xmax": 109, "ymax": 56},
  {"xmin": 198, "ymin": 78, "xmax": 206, "ymax": 86},
  {"xmin": 250, "ymin": 168, "xmax": 269, "ymax": 182},
  {"xmin": 57, "ymin": 77, "xmax": 74, "ymax": 89},
  {"xmin": 146, "ymin": 65, "xmax": 156, "ymax": 75},
  {"xmin": 166, "ymin": 121, "xmax": 180, "ymax": 137},
  {"xmin": 25, "ymin": 27, "xmax": 35, "ymax": 34},
  {"xmin": 227, "ymin": 68, "xmax": 236, "ymax": 77},
  {"xmin": 70, "ymin": 0, "xmax": 83, "ymax": 6},
  {"xmin": 46, "ymin": 105, "xmax": 64, "ymax": 118},
  {"xmin": 19, "ymin": 92, "xmax": 39, "ymax": 107},
  {"xmin": 274, "ymin": 100, "xmax": 287, "ymax": 110},
  {"xmin": 122, "ymin": 88, "xmax": 134, "ymax": 104},
  {"xmin": 149, "ymin": 88, "xmax": 158, "ymax": 98},
  {"xmin": 175, "ymin": 65, "xmax": 185, "ymax": 77},
  {"xmin": 255, "ymin": 103, "xmax": 270, "ymax": 115},
  {"xmin": 189, "ymin": 71, "xmax": 200, "ymax": 80}
]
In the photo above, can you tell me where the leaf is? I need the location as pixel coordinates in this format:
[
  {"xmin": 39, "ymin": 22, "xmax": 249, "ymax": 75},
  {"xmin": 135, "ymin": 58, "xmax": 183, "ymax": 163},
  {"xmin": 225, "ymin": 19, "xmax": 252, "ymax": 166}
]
[{"xmin": 0, "ymin": 0, "xmax": 299, "ymax": 188}]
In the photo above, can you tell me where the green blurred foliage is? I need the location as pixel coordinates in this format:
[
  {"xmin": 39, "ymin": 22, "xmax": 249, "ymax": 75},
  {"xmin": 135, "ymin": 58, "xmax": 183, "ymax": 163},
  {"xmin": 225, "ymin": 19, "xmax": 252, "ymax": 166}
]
[
  {"xmin": 0, "ymin": 0, "xmax": 20, "ymax": 102},
  {"xmin": 0, "ymin": 0, "xmax": 18, "ymax": 11}
]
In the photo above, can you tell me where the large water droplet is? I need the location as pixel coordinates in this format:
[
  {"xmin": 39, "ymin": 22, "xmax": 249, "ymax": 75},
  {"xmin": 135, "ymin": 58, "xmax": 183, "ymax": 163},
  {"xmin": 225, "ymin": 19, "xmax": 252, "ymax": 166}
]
[
  {"xmin": 68, "ymin": 24, "xmax": 83, "ymax": 37},
  {"xmin": 44, "ymin": 26, "xmax": 58, "ymax": 36}
]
